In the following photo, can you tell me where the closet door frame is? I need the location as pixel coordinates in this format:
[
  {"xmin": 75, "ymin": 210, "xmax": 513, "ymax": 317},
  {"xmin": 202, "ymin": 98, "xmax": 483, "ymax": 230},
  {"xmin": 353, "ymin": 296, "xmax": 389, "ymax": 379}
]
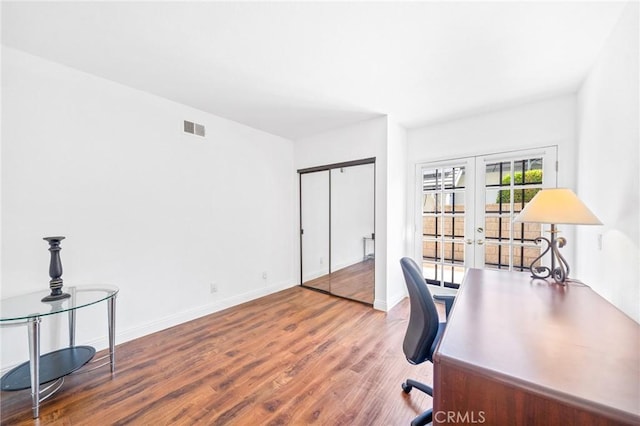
[{"xmin": 298, "ymin": 157, "xmax": 376, "ymax": 303}]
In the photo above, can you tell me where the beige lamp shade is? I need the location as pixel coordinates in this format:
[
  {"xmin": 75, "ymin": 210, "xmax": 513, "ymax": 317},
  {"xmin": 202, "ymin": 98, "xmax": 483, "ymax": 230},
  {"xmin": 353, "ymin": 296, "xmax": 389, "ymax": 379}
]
[{"xmin": 513, "ymin": 188, "xmax": 602, "ymax": 225}]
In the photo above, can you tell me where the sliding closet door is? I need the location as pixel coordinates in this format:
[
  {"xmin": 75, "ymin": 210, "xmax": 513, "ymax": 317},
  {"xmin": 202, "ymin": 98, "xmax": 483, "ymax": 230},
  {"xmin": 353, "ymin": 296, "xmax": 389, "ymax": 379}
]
[
  {"xmin": 300, "ymin": 171, "xmax": 330, "ymax": 291},
  {"xmin": 330, "ymin": 163, "xmax": 375, "ymax": 304},
  {"xmin": 299, "ymin": 158, "xmax": 376, "ymax": 305}
]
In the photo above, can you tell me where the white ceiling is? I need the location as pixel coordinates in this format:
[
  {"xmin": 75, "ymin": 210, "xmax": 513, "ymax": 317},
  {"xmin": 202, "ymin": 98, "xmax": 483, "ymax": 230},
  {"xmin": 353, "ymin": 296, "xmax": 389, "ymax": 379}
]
[{"xmin": 1, "ymin": 1, "xmax": 628, "ymax": 140}]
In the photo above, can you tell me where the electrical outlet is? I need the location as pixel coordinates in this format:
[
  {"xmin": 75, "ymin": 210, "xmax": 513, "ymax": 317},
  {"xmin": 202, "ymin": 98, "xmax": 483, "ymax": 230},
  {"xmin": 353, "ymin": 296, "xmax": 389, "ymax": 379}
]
[{"xmin": 210, "ymin": 282, "xmax": 218, "ymax": 293}]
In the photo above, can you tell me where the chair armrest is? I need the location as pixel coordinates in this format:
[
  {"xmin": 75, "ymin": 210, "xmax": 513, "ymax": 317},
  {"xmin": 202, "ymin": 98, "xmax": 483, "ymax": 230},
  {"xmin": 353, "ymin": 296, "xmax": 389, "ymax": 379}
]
[{"xmin": 433, "ymin": 295, "xmax": 456, "ymax": 319}]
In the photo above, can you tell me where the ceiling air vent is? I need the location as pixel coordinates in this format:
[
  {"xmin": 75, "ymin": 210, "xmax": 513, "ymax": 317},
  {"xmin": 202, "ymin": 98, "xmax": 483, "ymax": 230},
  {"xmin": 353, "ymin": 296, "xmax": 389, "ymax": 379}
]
[{"xmin": 183, "ymin": 120, "xmax": 206, "ymax": 137}]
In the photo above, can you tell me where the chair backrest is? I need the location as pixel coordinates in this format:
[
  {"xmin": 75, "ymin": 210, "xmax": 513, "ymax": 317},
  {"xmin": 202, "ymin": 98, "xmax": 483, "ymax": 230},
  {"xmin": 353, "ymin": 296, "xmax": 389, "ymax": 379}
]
[{"xmin": 400, "ymin": 257, "xmax": 440, "ymax": 365}]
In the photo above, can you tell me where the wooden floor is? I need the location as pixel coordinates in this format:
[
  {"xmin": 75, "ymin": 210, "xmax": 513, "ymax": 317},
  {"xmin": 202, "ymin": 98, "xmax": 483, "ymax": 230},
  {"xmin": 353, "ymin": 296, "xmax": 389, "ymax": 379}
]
[
  {"xmin": 1, "ymin": 286, "xmax": 442, "ymax": 425},
  {"xmin": 303, "ymin": 259, "xmax": 374, "ymax": 304}
]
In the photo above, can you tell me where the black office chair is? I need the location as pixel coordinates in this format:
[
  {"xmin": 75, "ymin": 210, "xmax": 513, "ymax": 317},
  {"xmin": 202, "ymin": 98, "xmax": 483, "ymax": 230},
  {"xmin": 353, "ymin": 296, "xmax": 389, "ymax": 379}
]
[{"xmin": 400, "ymin": 257, "xmax": 455, "ymax": 426}]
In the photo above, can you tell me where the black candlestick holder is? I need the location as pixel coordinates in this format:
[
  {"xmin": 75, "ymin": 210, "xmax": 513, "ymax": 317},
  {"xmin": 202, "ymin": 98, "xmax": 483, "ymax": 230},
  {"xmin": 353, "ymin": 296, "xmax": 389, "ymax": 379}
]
[{"xmin": 42, "ymin": 236, "xmax": 71, "ymax": 302}]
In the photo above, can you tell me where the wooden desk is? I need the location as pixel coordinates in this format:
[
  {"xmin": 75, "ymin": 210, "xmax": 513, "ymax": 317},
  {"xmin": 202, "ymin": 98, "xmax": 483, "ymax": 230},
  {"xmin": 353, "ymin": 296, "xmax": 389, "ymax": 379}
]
[{"xmin": 433, "ymin": 269, "xmax": 640, "ymax": 425}]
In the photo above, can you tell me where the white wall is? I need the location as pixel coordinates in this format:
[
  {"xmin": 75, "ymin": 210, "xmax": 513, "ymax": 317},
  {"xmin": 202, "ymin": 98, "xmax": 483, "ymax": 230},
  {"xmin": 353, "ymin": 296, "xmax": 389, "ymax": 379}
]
[
  {"xmin": 408, "ymin": 95, "xmax": 576, "ymax": 185},
  {"xmin": 0, "ymin": 6, "xmax": 3, "ymax": 322},
  {"xmin": 1, "ymin": 47, "xmax": 297, "ymax": 369},
  {"xmin": 407, "ymin": 95, "xmax": 577, "ymax": 269},
  {"xmin": 575, "ymin": 1, "xmax": 639, "ymax": 323},
  {"xmin": 386, "ymin": 119, "xmax": 408, "ymax": 308},
  {"xmin": 294, "ymin": 117, "xmax": 392, "ymax": 310},
  {"xmin": 295, "ymin": 117, "xmax": 387, "ymax": 169}
]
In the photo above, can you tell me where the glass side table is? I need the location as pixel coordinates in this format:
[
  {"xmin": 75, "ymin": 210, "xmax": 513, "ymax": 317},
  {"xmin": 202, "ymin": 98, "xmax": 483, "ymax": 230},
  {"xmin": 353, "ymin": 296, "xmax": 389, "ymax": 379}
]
[{"xmin": 0, "ymin": 285, "xmax": 118, "ymax": 418}]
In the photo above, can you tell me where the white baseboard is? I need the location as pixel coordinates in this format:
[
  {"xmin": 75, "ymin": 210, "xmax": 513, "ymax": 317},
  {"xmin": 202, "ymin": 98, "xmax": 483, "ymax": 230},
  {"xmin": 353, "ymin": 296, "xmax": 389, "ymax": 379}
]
[
  {"xmin": 82, "ymin": 280, "xmax": 297, "ymax": 354},
  {"xmin": 332, "ymin": 256, "xmax": 367, "ymax": 272},
  {"xmin": 387, "ymin": 291, "xmax": 407, "ymax": 311},
  {"xmin": 302, "ymin": 269, "xmax": 327, "ymax": 282},
  {"xmin": 374, "ymin": 292, "xmax": 406, "ymax": 313},
  {"xmin": 373, "ymin": 299, "xmax": 387, "ymax": 311}
]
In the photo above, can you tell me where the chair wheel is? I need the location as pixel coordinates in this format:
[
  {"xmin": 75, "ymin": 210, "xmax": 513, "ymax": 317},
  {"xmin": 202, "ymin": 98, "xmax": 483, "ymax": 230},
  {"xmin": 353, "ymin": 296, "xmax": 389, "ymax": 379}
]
[{"xmin": 402, "ymin": 382, "xmax": 412, "ymax": 393}]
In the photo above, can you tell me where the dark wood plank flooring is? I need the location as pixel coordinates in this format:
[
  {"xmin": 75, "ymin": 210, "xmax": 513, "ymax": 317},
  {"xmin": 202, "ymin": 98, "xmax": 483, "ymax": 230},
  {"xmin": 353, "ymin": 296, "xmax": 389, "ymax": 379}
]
[{"xmin": 1, "ymin": 286, "xmax": 441, "ymax": 425}]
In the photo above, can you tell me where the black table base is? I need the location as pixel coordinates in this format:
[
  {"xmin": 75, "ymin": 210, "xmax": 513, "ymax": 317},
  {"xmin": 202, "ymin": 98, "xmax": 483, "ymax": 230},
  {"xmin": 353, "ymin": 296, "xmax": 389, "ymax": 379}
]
[{"xmin": 1, "ymin": 346, "xmax": 95, "ymax": 391}]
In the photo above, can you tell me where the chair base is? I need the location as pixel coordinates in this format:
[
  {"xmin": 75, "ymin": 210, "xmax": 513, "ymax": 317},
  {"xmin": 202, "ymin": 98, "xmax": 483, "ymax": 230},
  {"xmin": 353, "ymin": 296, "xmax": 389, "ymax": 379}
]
[
  {"xmin": 411, "ymin": 408, "xmax": 433, "ymax": 426},
  {"xmin": 402, "ymin": 378, "xmax": 433, "ymax": 396},
  {"xmin": 402, "ymin": 379, "xmax": 433, "ymax": 425}
]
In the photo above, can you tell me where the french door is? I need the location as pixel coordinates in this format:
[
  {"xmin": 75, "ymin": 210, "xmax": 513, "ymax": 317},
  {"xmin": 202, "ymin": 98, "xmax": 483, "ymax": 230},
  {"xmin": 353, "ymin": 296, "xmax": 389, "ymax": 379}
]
[{"xmin": 416, "ymin": 147, "xmax": 557, "ymax": 291}]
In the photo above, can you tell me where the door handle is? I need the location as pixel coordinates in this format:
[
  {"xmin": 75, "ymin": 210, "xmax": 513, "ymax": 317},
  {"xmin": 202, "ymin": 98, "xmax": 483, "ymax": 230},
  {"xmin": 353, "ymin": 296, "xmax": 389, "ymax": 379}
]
[
  {"xmin": 476, "ymin": 239, "xmax": 484, "ymax": 245},
  {"xmin": 465, "ymin": 239, "xmax": 474, "ymax": 245}
]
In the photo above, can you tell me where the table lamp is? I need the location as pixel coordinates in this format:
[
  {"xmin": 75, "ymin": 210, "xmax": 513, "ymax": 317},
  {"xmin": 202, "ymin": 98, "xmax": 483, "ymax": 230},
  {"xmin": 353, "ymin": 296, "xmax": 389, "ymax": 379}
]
[{"xmin": 513, "ymin": 188, "xmax": 602, "ymax": 284}]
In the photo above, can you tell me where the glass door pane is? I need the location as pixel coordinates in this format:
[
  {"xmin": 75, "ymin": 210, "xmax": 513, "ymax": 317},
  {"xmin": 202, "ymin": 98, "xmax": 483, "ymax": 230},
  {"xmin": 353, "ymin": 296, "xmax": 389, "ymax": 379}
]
[
  {"xmin": 300, "ymin": 171, "xmax": 330, "ymax": 291},
  {"xmin": 477, "ymin": 151, "xmax": 556, "ymax": 272},
  {"xmin": 330, "ymin": 164, "xmax": 375, "ymax": 304},
  {"xmin": 420, "ymin": 162, "xmax": 473, "ymax": 289},
  {"xmin": 416, "ymin": 147, "xmax": 557, "ymax": 290}
]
